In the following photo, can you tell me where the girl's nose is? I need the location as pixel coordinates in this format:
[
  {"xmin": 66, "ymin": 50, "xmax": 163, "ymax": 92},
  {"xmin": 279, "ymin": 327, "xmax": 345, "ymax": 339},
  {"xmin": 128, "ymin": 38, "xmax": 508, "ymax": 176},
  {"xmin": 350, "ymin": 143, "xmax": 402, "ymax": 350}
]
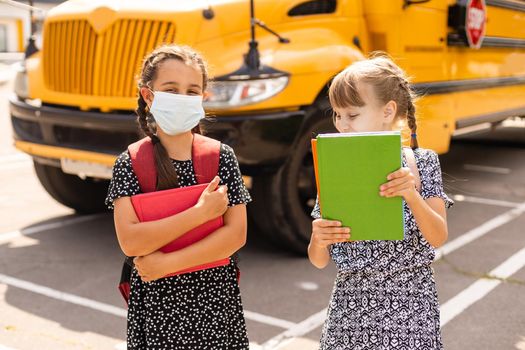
[{"xmin": 340, "ymin": 124, "xmax": 353, "ymax": 133}]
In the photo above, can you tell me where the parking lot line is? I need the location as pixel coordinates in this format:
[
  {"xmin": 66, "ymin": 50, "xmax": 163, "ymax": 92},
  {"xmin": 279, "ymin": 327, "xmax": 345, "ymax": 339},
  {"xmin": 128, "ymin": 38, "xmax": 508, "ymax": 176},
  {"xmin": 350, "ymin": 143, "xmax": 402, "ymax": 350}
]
[
  {"xmin": 0, "ymin": 273, "xmax": 296, "ymax": 330},
  {"xmin": 451, "ymin": 194, "xmax": 522, "ymax": 208},
  {"xmin": 463, "ymin": 164, "xmax": 511, "ymax": 174},
  {"xmin": 244, "ymin": 310, "xmax": 297, "ymax": 329},
  {"xmin": 435, "ymin": 201, "xmax": 525, "ymax": 261},
  {"xmin": 440, "ymin": 244, "xmax": 525, "ymax": 326},
  {"xmin": 0, "ymin": 273, "xmax": 127, "ymax": 317},
  {"xmin": 0, "ymin": 214, "xmax": 104, "ymax": 245},
  {"xmin": 262, "ymin": 308, "xmax": 327, "ymax": 349}
]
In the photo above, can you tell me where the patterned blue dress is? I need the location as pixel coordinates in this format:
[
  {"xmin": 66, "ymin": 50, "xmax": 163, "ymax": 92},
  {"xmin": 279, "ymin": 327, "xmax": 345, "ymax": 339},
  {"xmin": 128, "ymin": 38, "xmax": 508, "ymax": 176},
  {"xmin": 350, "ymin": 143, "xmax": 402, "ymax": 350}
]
[{"xmin": 311, "ymin": 148, "xmax": 453, "ymax": 350}]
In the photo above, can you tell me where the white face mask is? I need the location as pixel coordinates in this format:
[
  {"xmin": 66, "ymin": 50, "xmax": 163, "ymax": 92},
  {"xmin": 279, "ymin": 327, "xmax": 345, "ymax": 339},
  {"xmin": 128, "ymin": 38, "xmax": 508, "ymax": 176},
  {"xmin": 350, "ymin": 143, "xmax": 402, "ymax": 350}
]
[{"xmin": 149, "ymin": 91, "xmax": 205, "ymax": 136}]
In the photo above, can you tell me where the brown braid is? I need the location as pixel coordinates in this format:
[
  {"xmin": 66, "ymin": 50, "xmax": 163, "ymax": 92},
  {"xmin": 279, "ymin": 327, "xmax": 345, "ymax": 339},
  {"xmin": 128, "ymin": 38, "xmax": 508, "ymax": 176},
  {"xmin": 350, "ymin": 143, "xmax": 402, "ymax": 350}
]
[
  {"xmin": 398, "ymin": 78, "xmax": 419, "ymax": 149},
  {"xmin": 135, "ymin": 44, "xmax": 209, "ymax": 191},
  {"xmin": 406, "ymin": 94, "xmax": 419, "ymax": 149}
]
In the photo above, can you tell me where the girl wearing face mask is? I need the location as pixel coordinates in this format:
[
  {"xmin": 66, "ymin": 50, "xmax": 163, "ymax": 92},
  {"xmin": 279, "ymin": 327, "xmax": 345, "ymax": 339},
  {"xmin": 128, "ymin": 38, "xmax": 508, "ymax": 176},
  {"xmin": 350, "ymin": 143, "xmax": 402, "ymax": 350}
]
[{"xmin": 105, "ymin": 45, "xmax": 251, "ymax": 349}]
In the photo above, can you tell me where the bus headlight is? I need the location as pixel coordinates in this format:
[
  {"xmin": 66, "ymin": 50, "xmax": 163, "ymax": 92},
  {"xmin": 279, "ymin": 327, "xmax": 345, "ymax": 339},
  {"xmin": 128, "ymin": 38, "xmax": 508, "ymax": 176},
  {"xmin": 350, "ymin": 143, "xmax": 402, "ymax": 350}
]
[
  {"xmin": 204, "ymin": 76, "xmax": 288, "ymax": 109},
  {"xmin": 14, "ymin": 63, "xmax": 29, "ymax": 99}
]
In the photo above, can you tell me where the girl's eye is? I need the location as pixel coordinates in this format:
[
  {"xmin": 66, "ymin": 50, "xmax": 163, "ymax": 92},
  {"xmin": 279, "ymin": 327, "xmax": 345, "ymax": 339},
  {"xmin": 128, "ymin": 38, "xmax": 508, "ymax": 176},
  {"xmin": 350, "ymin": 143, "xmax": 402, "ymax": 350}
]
[{"xmin": 348, "ymin": 114, "xmax": 359, "ymax": 119}]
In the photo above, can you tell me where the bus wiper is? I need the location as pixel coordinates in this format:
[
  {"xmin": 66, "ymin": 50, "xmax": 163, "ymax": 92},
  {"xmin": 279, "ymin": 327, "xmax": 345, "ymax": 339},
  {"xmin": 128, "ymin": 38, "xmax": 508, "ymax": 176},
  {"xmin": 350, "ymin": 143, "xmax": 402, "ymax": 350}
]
[{"xmin": 215, "ymin": 0, "xmax": 290, "ymax": 81}]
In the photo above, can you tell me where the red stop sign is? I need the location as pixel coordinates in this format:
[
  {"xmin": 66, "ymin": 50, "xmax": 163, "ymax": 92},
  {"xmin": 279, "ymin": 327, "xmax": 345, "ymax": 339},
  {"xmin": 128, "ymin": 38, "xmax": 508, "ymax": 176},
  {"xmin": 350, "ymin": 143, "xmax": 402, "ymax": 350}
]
[{"xmin": 466, "ymin": 0, "xmax": 487, "ymax": 49}]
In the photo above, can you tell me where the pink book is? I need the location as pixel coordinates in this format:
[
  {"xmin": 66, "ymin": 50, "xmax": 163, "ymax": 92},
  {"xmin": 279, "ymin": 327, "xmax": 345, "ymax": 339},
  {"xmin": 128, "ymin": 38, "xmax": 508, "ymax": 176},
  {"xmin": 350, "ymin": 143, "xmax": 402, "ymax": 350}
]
[{"xmin": 131, "ymin": 183, "xmax": 229, "ymax": 277}]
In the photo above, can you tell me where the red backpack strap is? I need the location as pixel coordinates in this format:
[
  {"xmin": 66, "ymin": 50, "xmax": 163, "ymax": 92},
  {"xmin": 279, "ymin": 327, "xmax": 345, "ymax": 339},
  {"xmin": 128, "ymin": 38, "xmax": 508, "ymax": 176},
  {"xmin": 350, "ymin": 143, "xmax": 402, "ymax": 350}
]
[
  {"xmin": 128, "ymin": 134, "xmax": 220, "ymax": 191},
  {"xmin": 128, "ymin": 137, "xmax": 157, "ymax": 193},
  {"xmin": 192, "ymin": 133, "xmax": 221, "ymax": 184}
]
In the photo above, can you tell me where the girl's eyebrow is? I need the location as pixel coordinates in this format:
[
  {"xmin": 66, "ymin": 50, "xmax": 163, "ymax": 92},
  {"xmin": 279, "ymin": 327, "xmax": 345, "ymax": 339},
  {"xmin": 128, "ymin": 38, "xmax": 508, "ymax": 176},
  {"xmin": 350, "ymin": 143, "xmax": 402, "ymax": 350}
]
[
  {"xmin": 160, "ymin": 81, "xmax": 202, "ymax": 89},
  {"xmin": 160, "ymin": 81, "xmax": 179, "ymax": 86}
]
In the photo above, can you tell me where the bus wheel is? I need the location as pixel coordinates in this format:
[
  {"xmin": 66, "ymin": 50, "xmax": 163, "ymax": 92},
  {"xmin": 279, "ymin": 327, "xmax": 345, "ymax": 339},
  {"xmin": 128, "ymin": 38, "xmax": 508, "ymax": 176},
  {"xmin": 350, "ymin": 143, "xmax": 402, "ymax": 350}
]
[
  {"xmin": 251, "ymin": 115, "xmax": 335, "ymax": 255},
  {"xmin": 34, "ymin": 161, "xmax": 109, "ymax": 214}
]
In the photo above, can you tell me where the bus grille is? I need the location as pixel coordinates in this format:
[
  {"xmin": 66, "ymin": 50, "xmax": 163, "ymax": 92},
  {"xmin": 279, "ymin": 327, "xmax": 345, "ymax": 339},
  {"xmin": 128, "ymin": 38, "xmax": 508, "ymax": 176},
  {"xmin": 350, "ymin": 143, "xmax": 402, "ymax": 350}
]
[{"xmin": 43, "ymin": 19, "xmax": 176, "ymax": 97}]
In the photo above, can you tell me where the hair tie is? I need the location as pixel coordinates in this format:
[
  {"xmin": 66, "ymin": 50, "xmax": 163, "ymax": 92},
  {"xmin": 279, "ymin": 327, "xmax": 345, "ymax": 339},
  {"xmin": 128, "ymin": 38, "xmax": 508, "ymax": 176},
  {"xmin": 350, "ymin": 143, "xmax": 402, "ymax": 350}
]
[{"xmin": 411, "ymin": 133, "xmax": 417, "ymax": 138}]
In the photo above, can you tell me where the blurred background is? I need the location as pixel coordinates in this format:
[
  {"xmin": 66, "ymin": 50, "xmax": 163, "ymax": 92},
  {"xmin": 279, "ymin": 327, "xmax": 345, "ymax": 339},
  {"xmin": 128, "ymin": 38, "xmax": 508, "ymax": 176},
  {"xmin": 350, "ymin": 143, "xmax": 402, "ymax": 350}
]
[{"xmin": 0, "ymin": 0, "xmax": 524, "ymax": 349}]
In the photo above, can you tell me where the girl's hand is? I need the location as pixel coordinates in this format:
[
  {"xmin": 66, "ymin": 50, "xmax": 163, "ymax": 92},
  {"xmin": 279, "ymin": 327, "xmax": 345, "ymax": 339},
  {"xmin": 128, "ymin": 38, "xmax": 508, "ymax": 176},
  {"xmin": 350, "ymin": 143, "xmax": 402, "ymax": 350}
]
[
  {"xmin": 134, "ymin": 251, "xmax": 170, "ymax": 283},
  {"xmin": 195, "ymin": 176, "xmax": 229, "ymax": 220},
  {"xmin": 380, "ymin": 167, "xmax": 418, "ymax": 202},
  {"xmin": 310, "ymin": 219, "xmax": 351, "ymax": 249}
]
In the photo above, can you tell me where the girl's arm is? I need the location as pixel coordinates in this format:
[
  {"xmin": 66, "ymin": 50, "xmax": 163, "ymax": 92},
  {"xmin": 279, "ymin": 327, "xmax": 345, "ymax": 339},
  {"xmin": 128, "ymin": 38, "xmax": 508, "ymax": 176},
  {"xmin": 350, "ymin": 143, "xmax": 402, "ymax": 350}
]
[
  {"xmin": 113, "ymin": 176, "xmax": 228, "ymax": 257},
  {"xmin": 133, "ymin": 204, "xmax": 248, "ymax": 282},
  {"xmin": 405, "ymin": 195, "xmax": 448, "ymax": 248},
  {"xmin": 380, "ymin": 168, "xmax": 448, "ymax": 248}
]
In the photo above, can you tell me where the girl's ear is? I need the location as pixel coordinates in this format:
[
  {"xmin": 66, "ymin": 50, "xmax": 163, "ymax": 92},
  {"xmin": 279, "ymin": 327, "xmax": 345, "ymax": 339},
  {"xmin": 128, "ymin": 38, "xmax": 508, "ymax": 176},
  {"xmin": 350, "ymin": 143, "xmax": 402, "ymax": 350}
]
[
  {"xmin": 383, "ymin": 100, "xmax": 397, "ymax": 123},
  {"xmin": 140, "ymin": 87, "xmax": 154, "ymax": 108},
  {"xmin": 203, "ymin": 91, "xmax": 210, "ymax": 100}
]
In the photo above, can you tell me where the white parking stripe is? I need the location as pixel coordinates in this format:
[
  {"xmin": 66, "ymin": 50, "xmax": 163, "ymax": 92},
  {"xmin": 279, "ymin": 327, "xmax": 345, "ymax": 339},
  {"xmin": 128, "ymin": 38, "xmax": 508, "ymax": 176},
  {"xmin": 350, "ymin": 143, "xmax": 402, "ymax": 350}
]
[
  {"xmin": 244, "ymin": 310, "xmax": 297, "ymax": 329},
  {"xmin": 0, "ymin": 273, "xmax": 127, "ymax": 317},
  {"xmin": 0, "ymin": 214, "xmax": 104, "ymax": 244},
  {"xmin": 463, "ymin": 164, "xmax": 511, "ymax": 174},
  {"xmin": 435, "ymin": 202, "xmax": 525, "ymax": 261},
  {"xmin": 262, "ymin": 308, "xmax": 327, "ymax": 349},
  {"xmin": 0, "ymin": 273, "xmax": 296, "ymax": 330},
  {"xmin": 440, "ymin": 245, "xmax": 525, "ymax": 326},
  {"xmin": 451, "ymin": 194, "xmax": 521, "ymax": 208}
]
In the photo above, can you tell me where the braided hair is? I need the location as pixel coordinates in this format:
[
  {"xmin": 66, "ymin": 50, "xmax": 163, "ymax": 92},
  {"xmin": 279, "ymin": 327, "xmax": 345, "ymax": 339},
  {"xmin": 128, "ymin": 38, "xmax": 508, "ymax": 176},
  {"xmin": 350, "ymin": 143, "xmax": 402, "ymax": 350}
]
[
  {"xmin": 329, "ymin": 52, "xmax": 420, "ymax": 149},
  {"xmin": 135, "ymin": 44, "xmax": 209, "ymax": 190}
]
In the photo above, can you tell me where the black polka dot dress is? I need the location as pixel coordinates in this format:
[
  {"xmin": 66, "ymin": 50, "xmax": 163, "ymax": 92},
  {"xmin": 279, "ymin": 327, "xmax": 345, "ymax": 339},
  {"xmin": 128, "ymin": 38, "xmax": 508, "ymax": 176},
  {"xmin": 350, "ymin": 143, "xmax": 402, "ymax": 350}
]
[
  {"xmin": 311, "ymin": 148, "xmax": 453, "ymax": 350},
  {"xmin": 105, "ymin": 142, "xmax": 252, "ymax": 349}
]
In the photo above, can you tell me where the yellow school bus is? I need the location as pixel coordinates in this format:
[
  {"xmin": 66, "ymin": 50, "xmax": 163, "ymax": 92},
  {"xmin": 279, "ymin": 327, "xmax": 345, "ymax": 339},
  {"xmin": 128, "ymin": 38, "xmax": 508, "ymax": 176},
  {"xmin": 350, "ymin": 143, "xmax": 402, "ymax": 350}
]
[{"xmin": 10, "ymin": 0, "xmax": 525, "ymax": 252}]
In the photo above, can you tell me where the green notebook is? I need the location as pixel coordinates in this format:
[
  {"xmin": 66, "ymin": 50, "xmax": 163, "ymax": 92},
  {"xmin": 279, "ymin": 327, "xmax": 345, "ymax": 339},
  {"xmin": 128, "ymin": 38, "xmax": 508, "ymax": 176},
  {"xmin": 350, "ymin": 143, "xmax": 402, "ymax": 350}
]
[{"xmin": 316, "ymin": 132, "xmax": 404, "ymax": 241}]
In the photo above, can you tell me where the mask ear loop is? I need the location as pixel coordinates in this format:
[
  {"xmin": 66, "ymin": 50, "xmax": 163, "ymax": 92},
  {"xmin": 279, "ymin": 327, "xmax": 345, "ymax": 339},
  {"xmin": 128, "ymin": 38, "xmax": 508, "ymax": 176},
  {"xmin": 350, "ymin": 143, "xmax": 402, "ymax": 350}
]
[
  {"xmin": 145, "ymin": 84, "xmax": 159, "ymax": 141},
  {"xmin": 146, "ymin": 84, "xmax": 155, "ymax": 101}
]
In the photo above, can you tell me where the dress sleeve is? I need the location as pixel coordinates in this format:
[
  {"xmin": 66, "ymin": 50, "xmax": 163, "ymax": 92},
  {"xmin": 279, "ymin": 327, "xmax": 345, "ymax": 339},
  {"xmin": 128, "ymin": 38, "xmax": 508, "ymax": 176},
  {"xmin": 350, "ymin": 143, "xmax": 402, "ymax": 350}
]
[
  {"xmin": 311, "ymin": 197, "xmax": 321, "ymax": 219},
  {"xmin": 419, "ymin": 149, "xmax": 454, "ymax": 208},
  {"xmin": 218, "ymin": 144, "xmax": 252, "ymax": 207},
  {"xmin": 105, "ymin": 151, "xmax": 141, "ymax": 210}
]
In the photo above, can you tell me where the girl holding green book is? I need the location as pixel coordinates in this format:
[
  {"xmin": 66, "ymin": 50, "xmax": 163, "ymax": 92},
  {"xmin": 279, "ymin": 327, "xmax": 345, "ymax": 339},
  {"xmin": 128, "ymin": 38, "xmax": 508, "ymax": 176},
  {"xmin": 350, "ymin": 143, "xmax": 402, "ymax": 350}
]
[{"xmin": 308, "ymin": 54, "xmax": 453, "ymax": 350}]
